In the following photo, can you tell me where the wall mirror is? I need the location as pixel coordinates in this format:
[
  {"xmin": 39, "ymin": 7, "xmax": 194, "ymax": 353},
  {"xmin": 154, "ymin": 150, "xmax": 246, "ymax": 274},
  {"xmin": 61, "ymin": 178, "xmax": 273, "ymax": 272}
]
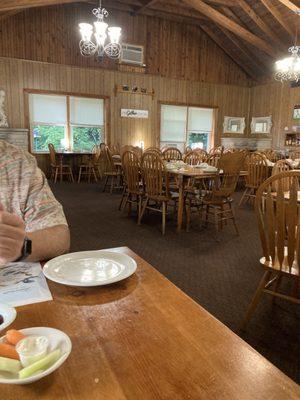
[
  {"xmin": 251, "ymin": 116, "xmax": 272, "ymax": 134},
  {"xmin": 223, "ymin": 116, "xmax": 245, "ymax": 134}
]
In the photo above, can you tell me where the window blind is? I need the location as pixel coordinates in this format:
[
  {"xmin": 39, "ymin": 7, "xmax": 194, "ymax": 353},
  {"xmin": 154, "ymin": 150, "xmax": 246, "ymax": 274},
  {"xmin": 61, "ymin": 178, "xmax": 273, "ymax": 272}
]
[
  {"xmin": 161, "ymin": 105, "xmax": 187, "ymax": 142},
  {"xmin": 70, "ymin": 97, "xmax": 104, "ymax": 126},
  {"xmin": 29, "ymin": 94, "xmax": 67, "ymax": 124}
]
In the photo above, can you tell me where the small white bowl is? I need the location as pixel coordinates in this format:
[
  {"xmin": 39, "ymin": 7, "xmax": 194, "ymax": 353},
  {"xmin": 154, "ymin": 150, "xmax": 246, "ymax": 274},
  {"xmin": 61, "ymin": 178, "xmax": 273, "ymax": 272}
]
[
  {"xmin": 0, "ymin": 303, "xmax": 17, "ymax": 332},
  {"xmin": 0, "ymin": 327, "xmax": 72, "ymax": 385}
]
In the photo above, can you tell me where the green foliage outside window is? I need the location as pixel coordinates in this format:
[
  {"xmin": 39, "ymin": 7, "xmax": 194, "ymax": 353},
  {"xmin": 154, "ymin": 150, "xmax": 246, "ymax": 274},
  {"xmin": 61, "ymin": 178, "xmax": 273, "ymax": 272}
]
[
  {"xmin": 188, "ymin": 132, "xmax": 209, "ymax": 151},
  {"xmin": 33, "ymin": 125, "xmax": 65, "ymax": 152},
  {"xmin": 32, "ymin": 125, "xmax": 103, "ymax": 152},
  {"xmin": 72, "ymin": 127, "xmax": 103, "ymax": 152}
]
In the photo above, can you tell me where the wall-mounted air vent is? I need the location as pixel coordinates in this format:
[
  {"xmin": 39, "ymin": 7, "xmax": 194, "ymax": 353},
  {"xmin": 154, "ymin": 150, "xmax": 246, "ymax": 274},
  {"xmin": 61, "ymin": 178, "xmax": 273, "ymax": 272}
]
[{"xmin": 120, "ymin": 44, "xmax": 144, "ymax": 66}]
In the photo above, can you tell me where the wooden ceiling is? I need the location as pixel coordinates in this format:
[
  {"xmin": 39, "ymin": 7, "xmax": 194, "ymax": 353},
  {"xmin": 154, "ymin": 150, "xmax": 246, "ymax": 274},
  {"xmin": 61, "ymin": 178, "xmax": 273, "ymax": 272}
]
[{"xmin": 0, "ymin": 0, "xmax": 300, "ymax": 81}]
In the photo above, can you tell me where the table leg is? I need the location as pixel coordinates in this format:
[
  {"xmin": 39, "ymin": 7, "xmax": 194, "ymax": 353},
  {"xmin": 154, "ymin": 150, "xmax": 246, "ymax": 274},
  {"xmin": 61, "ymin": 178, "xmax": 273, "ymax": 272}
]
[{"xmin": 177, "ymin": 174, "xmax": 185, "ymax": 233}]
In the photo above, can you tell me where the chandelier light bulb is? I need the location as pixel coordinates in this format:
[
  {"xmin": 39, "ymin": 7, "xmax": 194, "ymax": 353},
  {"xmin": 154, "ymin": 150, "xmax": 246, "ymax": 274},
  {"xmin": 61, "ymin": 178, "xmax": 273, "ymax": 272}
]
[
  {"xmin": 79, "ymin": 23, "xmax": 93, "ymax": 42},
  {"xmin": 108, "ymin": 27, "xmax": 121, "ymax": 44}
]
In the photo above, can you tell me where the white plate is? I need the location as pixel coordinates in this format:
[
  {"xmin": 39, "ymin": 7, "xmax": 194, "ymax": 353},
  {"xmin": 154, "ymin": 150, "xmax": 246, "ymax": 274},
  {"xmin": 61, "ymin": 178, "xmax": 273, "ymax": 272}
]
[
  {"xmin": 0, "ymin": 303, "xmax": 17, "ymax": 332},
  {"xmin": 43, "ymin": 250, "xmax": 137, "ymax": 287},
  {"xmin": 0, "ymin": 327, "xmax": 72, "ymax": 385}
]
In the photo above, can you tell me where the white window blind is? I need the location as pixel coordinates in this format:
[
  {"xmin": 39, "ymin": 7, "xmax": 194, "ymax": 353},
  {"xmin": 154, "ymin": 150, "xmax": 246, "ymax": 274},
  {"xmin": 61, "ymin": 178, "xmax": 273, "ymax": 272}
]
[
  {"xmin": 161, "ymin": 105, "xmax": 187, "ymax": 142},
  {"xmin": 188, "ymin": 107, "xmax": 213, "ymax": 132},
  {"xmin": 29, "ymin": 94, "xmax": 67, "ymax": 124},
  {"xmin": 70, "ymin": 97, "xmax": 104, "ymax": 126}
]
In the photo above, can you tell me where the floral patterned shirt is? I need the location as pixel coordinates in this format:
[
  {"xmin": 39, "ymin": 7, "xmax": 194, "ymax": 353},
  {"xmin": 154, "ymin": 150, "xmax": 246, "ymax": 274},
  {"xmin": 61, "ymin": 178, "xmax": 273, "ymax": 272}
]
[{"xmin": 0, "ymin": 140, "xmax": 67, "ymax": 232}]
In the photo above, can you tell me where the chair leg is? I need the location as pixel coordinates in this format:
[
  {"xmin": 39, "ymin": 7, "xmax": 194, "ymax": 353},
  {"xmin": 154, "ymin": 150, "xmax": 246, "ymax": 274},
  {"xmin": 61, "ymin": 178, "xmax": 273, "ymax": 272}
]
[
  {"xmin": 229, "ymin": 202, "xmax": 239, "ymax": 236},
  {"xmin": 162, "ymin": 201, "xmax": 166, "ymax": 235},
  {"xmin": 103, "ymin": 176, "xmax": 109, "ymax": 192},
  {"xmin": 92, "ymin": 167, "xmax": 98, "ymax": 182},
  {"xmin": 69, "ymin": 166, "xmax": 74, "ymax": 183},
  {"xmin": 139, "ymin": 197, "xmax": 148, "ymax": 225},
  {"xmin": 240, "ymin": 271, "xmax": 272, "ymax": 331},
  {"xmin": 119, "ymin": 187, "xmax": 127, "ymax": 211},
  {"xmin": 78, "ymin": 167, "xmax": 82, "ymax": 183},
  {"xmin": 205, "ymin": 205, "xmax": 209, "ymax": 226},
  {"xmin": 127, "ymin": 194, "xmax": 132, "ymax": 217},
  {"xmin": 110, "ymin": 176, "xmax": 114, "ymax": 194},
  {"xmin": 186, "ymin": 199, "xmax": 191, "ymax": 233},
  {"xmin": 239, "ymin": 187, "xmax": 248, "ymax": 207},
  {"xmin": 137, "ymin": 195, "xmax": 142, "ymax": 225}
]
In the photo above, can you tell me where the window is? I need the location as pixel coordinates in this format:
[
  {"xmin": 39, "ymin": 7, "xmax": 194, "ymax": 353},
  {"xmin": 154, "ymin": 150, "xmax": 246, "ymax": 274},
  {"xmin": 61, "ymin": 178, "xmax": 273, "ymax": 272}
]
[
  {"xmin": 160, "ymin": 105, "xmax": 214, "ymax": 152},
  {"xmin": 29, "ymin": 93, "xmax": 105, "ymax": 153}
]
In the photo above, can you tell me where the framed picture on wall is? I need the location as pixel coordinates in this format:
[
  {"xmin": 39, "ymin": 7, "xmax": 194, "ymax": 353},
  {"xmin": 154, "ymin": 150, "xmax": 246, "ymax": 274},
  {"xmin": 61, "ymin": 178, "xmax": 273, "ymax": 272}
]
[{"xmin": 293, "ymin": 105, "xmax": 300, "ymax": 119}]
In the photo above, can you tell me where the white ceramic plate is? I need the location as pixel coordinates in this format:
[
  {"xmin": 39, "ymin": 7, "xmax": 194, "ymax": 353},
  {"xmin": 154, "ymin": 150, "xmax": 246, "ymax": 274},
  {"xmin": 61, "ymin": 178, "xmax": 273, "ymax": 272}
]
[
  {"xmin": 0, "ymin": 303, "xmax": 17, "ymax": 332},
  {"xmin": 0, "ymin": 327, "xmax": 72, "ymax": 385},
  {"xmin": 43, "ymin": 250, "xmax": 137, "ymax": 287}
]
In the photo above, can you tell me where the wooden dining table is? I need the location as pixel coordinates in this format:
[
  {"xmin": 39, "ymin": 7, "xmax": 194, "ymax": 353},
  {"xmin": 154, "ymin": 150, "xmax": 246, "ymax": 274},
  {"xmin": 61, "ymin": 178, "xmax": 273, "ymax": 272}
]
[{"xmin": 2, "ymin": 247, "xmax": 299, "ymax": 400}]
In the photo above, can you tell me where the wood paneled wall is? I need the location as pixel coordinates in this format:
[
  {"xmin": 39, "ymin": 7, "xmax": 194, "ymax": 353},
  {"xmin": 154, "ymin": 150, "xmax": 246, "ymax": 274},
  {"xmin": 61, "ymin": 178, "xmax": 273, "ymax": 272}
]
[
  {"xmin": 0, "ymin": 3, "xmax": 251, "ymax": 87},
  {"xmin": 0, "ymin": 57, "xmax": 251, "ymax": 170},
  {"xmin": 250, "ymin": 83, "xmax": 300, "ymax": 148}
]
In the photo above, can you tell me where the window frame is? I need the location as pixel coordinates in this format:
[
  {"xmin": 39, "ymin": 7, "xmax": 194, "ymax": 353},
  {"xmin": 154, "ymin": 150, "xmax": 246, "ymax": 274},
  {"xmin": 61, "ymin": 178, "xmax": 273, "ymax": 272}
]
[
  {"xmin": 159, "ymin": 101, "xmax": 218, "ymax": 151},
  {"xmin": 24, "ymin": 89, "xmax": 109, "ymax": 154}
]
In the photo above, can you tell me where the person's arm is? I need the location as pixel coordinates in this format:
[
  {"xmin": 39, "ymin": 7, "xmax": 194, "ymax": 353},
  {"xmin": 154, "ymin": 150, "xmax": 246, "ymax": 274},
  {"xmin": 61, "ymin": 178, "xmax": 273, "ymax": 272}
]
[
  {"xmin": 26, "ymin": 225, "xmax": 70, "ymax": 262},
  {"xmin": 0, "ymin": 205, "xmax": 70, "ymax": 266}
]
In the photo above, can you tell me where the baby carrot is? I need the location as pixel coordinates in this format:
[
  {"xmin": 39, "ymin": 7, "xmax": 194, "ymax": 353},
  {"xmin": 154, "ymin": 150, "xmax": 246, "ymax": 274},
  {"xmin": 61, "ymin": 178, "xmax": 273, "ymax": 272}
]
[
  {"xmin": 6, "ymin": 329, "xmax": 26, "ymax": 346},
  {"xmin": 0, "ymin": 343, "xmax": 20, "ymax": 360}
]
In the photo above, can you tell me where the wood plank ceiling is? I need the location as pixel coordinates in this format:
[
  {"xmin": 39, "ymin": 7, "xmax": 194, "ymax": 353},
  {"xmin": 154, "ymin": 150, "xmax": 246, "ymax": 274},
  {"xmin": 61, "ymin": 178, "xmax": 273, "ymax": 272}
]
[{"xmin": 0, "ymin": 0, "xmax": 300, "ymax": 81}]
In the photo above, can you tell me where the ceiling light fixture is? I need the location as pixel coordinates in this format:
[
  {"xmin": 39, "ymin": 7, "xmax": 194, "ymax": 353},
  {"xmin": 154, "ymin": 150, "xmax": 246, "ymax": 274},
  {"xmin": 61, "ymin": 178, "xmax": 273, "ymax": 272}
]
[
  {"xmin": 275, "ymin": 10, "xmax": 300, "ymax": 82},
  {"xmin": 78, "ymin": 0, "xmax": 122, "ymax": 60}
]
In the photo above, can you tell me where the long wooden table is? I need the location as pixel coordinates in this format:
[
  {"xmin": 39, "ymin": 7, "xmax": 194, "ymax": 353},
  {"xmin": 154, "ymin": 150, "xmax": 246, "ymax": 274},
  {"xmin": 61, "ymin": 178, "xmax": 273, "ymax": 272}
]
[{"xmin": 3, "ymin": 247, "xmax": 299, "ymax": 399}]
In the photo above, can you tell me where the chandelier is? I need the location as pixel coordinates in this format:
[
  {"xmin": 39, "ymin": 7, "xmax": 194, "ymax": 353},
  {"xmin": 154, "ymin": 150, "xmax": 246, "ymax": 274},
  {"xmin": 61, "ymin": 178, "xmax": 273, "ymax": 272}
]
[
  {"xmin": 275, "ymin": 10, "xmax": 300, "ymax": 82},
  {"xmin": 79, "ymin": 0, "xmax": 122, "ymax": 60}
]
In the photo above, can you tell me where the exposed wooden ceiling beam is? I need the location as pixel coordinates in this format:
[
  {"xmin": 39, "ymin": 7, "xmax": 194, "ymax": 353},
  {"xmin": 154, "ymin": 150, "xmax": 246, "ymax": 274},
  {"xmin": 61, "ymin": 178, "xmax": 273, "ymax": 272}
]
[
  {"xmin": 206, "ymin": 0, "xmax": 237, "ymax": 5},
  {"xmin": 201, "ymin": 25, "xmax": 258, "ymax": 80},
  {"xmin": 183, "ymin": 0, "xmax": 277, "ymax": 57},
  {"xmin": 134, "ymin": 0, "xmax": 158, "ymax": 15},
  {"xmin": 275, "ymin": 0, "xmax": 299, "ymax": 12},
  {"xmin": 260, "ymin": 0, "xmax": 294, "ymax": 37},
  {"xmin": 0, "ymin": 0, "xmax": 90, "ymax": 12},
  {"xmin": 220, "ymin": 6, "xmax": 272, "ymax": 67},
  {"xmin": 236, "ymin": 0, "xmax": 286, "ymax": 51},
  {"xmin": 219, "ymin": 27, "xmax": 268, "ymax": 75}
]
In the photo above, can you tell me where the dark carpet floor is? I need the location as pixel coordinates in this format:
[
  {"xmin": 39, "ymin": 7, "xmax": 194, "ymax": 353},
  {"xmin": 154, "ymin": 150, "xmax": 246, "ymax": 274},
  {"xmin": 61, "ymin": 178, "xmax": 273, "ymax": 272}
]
[{"xmin": 52, "ymin": 182, "xmax": 300, "ymax": 384}]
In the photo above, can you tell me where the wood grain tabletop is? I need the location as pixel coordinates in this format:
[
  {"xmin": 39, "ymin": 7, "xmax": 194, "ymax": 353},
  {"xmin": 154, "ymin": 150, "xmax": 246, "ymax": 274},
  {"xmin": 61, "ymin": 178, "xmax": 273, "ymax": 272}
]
[{"xmin": 2, "ymin": 247, "xmax": 299, "ymax": 399}]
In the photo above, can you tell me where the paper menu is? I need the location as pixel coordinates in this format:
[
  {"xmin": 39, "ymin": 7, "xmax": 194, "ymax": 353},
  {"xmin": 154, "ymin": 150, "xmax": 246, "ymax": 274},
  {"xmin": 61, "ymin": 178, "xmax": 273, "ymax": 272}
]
[{"xmin": 0, "ymin": 262, "xmax": 53, "ymax": 307}]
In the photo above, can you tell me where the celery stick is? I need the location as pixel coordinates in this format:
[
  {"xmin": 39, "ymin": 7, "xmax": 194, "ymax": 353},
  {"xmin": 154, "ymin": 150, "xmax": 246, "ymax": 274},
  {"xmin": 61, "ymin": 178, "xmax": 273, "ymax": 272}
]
[
  {"xmin": 0, "ymin": 356, "xmax": 21, "ymax": 374},
  {"xmin": 19, "ymin": 349, "xmax": 61, "ymax": 379}
]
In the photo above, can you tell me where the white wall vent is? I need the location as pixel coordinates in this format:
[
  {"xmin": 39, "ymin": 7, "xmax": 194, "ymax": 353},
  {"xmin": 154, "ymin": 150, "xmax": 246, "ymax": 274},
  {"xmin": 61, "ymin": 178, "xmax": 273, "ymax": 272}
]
[{"xmin": 121, "ymin": 43, "xmax": 144, "ymax": 66}]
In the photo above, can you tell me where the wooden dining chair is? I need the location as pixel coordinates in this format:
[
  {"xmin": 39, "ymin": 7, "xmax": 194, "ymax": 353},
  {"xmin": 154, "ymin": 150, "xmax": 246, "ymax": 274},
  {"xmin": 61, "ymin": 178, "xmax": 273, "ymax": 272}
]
[
  {"xmin": 184, "ymin": 150, "xmax": 207, "ymax": 165},
  {"xmin": 48, "ymin": 143, "xmax": 74, "ymax": 183},
  {"xmin": 209, "ymin": 146, "xmax": 223, "ymax": 155},
  {"xmin": 120, "ymin": 151, "xmax": 144, "ymax": 221},
  {"xmin": 102, "ymin": 146, "xmax": 122, "ymax": 193},
  {"xmin": 207, "ymin": 153, "xmax": 221, "ymax": 168},
  {"xmin": 199, "ymin": 152, "xmax": 246, "ymax": 234},
  {"xmin": 140, "ymin": 152, "xmax": 177, "ymax": 235},
  {"xmin": 239, "ymin": 152, "xmax": 269, "ymax": 207},
  {"xmin": 77, "ymin": 145, "xmax": 99, "ymax": 183},
  {"xmin": 144, "ymin": 147, "xmax": 162, "ymax": 156},
  {"xmin": 162, "ymin": 147, "xmax": 182, "ymax": 161},
  {"xmin": 194, "ymin": 148, "xmax": 208, "ymax": 159},
  {"xmin": 241, "ymin": 171, "xmax": 300, "ymax": 330}
]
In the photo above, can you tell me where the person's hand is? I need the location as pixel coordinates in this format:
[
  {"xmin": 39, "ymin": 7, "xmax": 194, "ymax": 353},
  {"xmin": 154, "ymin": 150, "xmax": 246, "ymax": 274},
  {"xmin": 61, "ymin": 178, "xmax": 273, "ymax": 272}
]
[{"xmin": 0, "ymin": 204, "xmax": 26, "ymax": 265}]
